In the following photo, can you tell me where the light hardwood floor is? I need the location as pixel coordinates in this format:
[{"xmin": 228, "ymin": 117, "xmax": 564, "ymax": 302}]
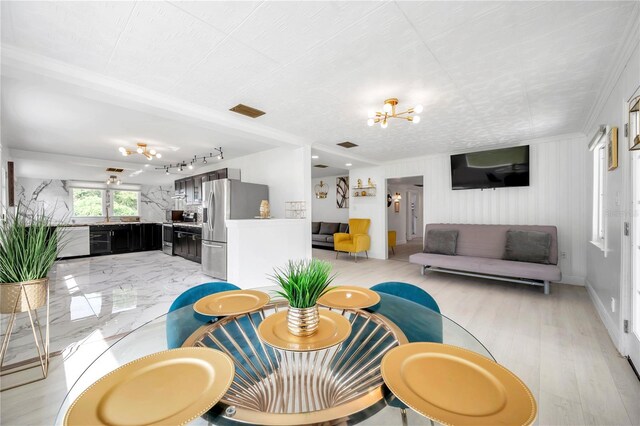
[
  {"xmin": 315, "ymin": 249, "xmax": 640, "ymax": 425},
  {"xmin": 1, "ymin": 249, "xmax": 638, "ymax": 425}
]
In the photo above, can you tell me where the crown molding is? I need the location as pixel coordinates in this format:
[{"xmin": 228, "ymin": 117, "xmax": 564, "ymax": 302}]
[
  {"xmin": 1, "ymin": 45, "xmax": 312, "ymax": 149},
  {"xmin": 582, "ymin": 3, "xmax": 640, "ymax": 135}
]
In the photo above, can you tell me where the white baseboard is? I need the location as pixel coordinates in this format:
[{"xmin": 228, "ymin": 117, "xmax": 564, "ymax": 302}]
[
  {"xmin": 585, "ymin": 279, "xmax": 622, "ymax": 352},
  {"xmin": 560, "ymin": 275, "xmax": 585, "ymax": 286}
]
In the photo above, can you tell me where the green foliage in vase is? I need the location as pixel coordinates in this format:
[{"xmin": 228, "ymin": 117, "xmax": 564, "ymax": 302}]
[
  {"xmin": 270, "ymin": 259, "xmax": 336, "ymax": 308},
  {"xmin": 0, "ymin": 203, "xmax": 66, "ymax": 283}
]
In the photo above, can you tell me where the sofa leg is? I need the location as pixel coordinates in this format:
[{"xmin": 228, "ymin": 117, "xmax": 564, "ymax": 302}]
[
  {"xmin": 544, "ymin": 281, "xmax": 550, "ymax": 295},
  {"xmin": 355, "ymin": 252, "xmax": 358, "ymax": 263}
]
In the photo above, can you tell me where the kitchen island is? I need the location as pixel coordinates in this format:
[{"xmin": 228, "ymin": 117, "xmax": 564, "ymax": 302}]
[{"xmin": 226, "ymin": 219, "xmax": 311, "ymax": 288}]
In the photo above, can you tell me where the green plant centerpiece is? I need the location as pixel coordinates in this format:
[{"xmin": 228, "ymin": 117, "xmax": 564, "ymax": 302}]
[
  {"xmin": 0, "ymin": 203, "xmax": 64, "ymax": 314},
  {"xmin": 271, "ymin": 259, "xmax": 335, "ymax": 337}
]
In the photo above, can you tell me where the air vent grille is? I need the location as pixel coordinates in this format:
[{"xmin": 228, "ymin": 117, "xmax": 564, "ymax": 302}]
[
  {"xmin": 314, "ymin": 164, "xmax": 329, "ymax": 168},
  {"xmin": 229, "ymin": 104, "xmax": 266, "ymax": 118},
  {"xmin": 106, "ymin": 168, "xmax": 124, "ymax": 173},
  {"xmin": 337, "ymin": 141, "xmax": 358, "ymax": 148}
]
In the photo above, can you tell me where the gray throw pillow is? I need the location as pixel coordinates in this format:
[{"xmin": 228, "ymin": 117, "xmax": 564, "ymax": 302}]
[
  {"xmin": 424, "ymin": 230, "xmax": 459, "ymax": 255},
  {"xmin": 503, "ymin": 230, "xmax": 551, "ymax": 264},
  {"xmin": 312, "ymin": 222, "xmax": 321, "ymax": 234},
  {"xmin": 319, "ymin": 222, "xmax": 340, "ymax": 235},
  {"xmin": 339, "ymin": 223, "xmax": 349, "ymax": 233}
]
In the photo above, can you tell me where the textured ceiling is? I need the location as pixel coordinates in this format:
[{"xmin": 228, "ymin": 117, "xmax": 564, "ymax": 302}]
[{"xmin": 1, "ymin": 1, "xmax": 637, "ymax": 163}]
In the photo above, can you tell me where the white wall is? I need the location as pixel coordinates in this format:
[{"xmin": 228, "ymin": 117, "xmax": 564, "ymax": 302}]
[
  {"xmin": 14, "ymin": 177, "xmax": 173, "ymax": 223},
  {"xmin": 350, "ymin": 135, "xmax": 588, "ymax": 278},
  {"xmin": 349, "ymin": 167, "xmax": 386, "ymax": 259},
  {"xmin": 194, "ymin": 146, "xmax": 308, "ymax": 220},
  {"xmin": 584, "ymin": 17, "xmax": 639, "ymax": 351},
  {"xmin": 311, "ymin": 175, "xmax": 349, "ymax": 223}
]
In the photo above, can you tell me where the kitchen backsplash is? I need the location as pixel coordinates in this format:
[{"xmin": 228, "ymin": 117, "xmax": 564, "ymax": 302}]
[{"xmin": 14, "ymin": 178, "xmax": 173, "ymax": 223}]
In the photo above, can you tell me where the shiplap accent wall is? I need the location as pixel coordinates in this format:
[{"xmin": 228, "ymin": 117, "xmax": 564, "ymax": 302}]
[{"xmin": 384, "ymin": 134, "xmax": 588, "ymax": 284}]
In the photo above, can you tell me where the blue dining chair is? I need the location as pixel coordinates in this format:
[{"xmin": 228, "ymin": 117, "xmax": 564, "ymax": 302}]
[
  {"xmin": 370, "ymin": 282, "xmax": 442, "ymax": 425},
  {"xmin": 166, "ymin": 282, "xmax": 240, "ymax": 349}
]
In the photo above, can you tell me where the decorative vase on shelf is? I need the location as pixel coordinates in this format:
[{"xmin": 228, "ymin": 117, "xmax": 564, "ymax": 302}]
[
  {"xmin": 270, "ymin": 259, "xmax": 335, "ymax": 337},
  {"xmin": 259, "ymin": 200, "xmax": 270, "ymax": 219}
]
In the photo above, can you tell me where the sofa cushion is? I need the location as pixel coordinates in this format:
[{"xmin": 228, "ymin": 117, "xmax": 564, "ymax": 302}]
[
  {"xmin": 339, "ymin": 223, "xmax": 349, "ymax": 233},
  {"xmin": 327, "ymin": 236, "xmax": 334, "ymax": 243},
  {"xmin": 424, "ymin": 230, "xmax": 458, "ymax": 255},
  {"xmin": 312, "ymin": 222, "xmax": 321, "ymax": 234},
  {"xmin": 504, "ymin": 230, "xmax": 551, "ymax": 264},
  {"xmin": 422, "ymin": 224, "xmax": 559, "ymax": 265},
  {"xmin": 312, "ymin": 234, "xmax": 329, "ymax": 242},
  {"xmin": 319, "ymin": 222, "xmax": 340, "ymax": 235},
  {"xmin": 409, "ymin": 253, "xmax": 561, "ymax": 282}
]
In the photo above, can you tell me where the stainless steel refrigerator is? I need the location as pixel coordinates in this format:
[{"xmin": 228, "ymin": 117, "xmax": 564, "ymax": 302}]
[{"xmin": 201, "ymin": 179, "xmax": 269, "ymax": 279}]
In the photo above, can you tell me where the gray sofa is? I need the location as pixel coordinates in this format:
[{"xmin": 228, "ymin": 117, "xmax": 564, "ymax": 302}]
[
  {"xmin": 409, "ymin": 223, "xmax": 561, "ymax": 294},
  {"xmin": 312, "ymin": 222, "xmax": 349, "ymax": 249}
]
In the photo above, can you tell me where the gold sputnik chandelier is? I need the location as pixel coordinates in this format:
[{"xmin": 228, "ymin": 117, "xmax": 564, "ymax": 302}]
[
  {"xmin": 367, "ymin": 98, "xmax": 423, "ymax": 128},
  {"xmin": 118, "ymin": 143, "xmax": 162, "ymax": 160}
]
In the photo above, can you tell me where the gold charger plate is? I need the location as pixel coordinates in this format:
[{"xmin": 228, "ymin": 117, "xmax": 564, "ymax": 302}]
[
  {"xmin": 318, "ymin": 286, "xmax": 381, "ymax": 309},
  {"xmin": 381, "ymin": 343, "xmax": 537, "ymax": 426},
  {"xmin": 64, "ymin": 347, "xmax": 235, "ymax": 426},
  {"xmin": 194, "ymin": 289, "xmax": 270, "ymax": 316},
  {"xmin": 258, "ymin": 310, "xmax": 351, "ymax": 352}
]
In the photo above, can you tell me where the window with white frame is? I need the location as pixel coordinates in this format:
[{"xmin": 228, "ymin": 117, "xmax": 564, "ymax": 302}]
[
  {"xmin": 592, "ymin": 144, "xmax": 606, "ymax": 245},
  {"xmin": 111, "ymin": 190, "xmax": 140, "ymax": 216},
  {"xmin": 72, "ymin": 188, "xmax": 104, "ymax": 217}
]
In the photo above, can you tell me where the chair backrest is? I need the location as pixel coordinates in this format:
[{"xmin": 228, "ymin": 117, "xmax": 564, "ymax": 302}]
[
  {"xmin": 349, "ymin": 218, "xmax": 371, "ymax": 235},
  {"xmin": 168, "ymin": 282, "xmax": 240, "ymax": 313},
  {"xmin": 388, "ymin": 230, "xmax": 397, "ymax": 247},
  {"xmin": 166, "ymin": 282, "xmax": 240, "ymax": 349},
  {"xmin": 371, "ymin": 282, "xmax": 440, "ymax": 314}
]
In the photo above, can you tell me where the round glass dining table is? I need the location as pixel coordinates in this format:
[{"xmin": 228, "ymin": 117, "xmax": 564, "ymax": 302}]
[{"xmin": 55, "ymin": 289, "xmax": 493, "ymax": 426}]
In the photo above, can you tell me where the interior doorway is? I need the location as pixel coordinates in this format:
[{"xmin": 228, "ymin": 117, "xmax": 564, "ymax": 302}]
[
  {"xmin": 386, "ymin": 176, "xmax": 424, "ymax": 261},
  {"xmin": 628, "ymin": 115, "xmax": 640, "ymax": 371}
]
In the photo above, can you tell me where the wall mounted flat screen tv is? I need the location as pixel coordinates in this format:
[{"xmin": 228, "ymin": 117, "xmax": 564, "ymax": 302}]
[{"xmin": 450, "ymin": 145, "xmax": 530, "ymax": 190}]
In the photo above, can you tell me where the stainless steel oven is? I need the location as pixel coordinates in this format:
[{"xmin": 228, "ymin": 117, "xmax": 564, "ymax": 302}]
[{"xmin": 162, "ymin": 223, "xmax": 173, "ymax": 255}]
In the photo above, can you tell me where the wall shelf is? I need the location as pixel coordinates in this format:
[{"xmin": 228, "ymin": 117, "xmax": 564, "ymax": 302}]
[{"xmin": 352, "ymin": 186, "xmax": 377, "ymax": 197}]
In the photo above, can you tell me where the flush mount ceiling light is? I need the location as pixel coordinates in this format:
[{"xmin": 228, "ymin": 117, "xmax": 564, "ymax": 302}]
[
  {"xmin": 119, "ymin": 143, "xmax": 162, "ymax": 160},
  {"xmin": 367, "ymin": 98, "xmax": 422, "ymax": 128},
  {"xmin": 106, "ymin": 175, "xmax": 121, "ymax": 185}
]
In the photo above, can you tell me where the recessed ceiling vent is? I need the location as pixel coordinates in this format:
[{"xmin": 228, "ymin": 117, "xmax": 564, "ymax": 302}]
[
  {"xmin": 106, "ymin": 167, "xmax": 124, "ymax": 173},
  {"xmin": 314, "ymin": 164, "xmax": 329, "ymax": 168},
  {"xmin": 229, "ymin": 104, "xmax": 266, "ymax": 118},
  {"xmin": 337, "ymin": 141, "xmax": 358, "ymax": 148}
]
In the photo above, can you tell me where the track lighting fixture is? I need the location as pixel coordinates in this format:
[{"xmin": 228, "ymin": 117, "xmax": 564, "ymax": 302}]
[{"xmin": 155, "ymin": 147, "xmax": 224, "ymax": 173}]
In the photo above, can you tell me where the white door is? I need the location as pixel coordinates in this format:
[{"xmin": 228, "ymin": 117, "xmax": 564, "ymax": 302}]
[{"xmin": 629, "ymin": 152, "xmax": 640, "ymax": 368}]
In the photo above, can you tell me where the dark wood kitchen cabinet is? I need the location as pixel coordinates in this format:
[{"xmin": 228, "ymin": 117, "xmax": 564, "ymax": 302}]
[
  {"xmin": 174, "ymin": 168, "xmax": 238, "ymax": 205},
  {"xmin": 173, "ymin": 226, "xmax": 201, "ymax": 263},
  {"xmin": 88, "ymin": 224, "xmax": 162, "ymax": 256}
]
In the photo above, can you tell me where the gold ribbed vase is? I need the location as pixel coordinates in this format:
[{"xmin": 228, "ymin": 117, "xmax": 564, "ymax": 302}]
[{"xmin": 287, "ymin": 305, "xmax": 320, "ymax": 337}]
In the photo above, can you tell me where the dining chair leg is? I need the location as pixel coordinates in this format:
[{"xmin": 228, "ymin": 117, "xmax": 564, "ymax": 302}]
[
  {"xmin": 365, "ymin": 251, "xmax": 369, "ymax": 259},
  {"xmin": 336, "ymin": 251, "xmax": 339, "ymax": 259},
  {"xmin": 391, "ymin": 247, "xmax": 395, "ymax": 255},
  {"xmin": 400, "ymin": 408, "xmax": 408, "ymax": 426},
  {"xmin": 429, "ymin": 420, "xmax": 435, "ymax": 426},
  {"xmin": 355, "ymin": 252, "xmax": 358, "ymax": 263}
]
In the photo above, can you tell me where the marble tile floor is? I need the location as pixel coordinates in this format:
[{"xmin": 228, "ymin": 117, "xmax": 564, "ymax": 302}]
[
  {"xmin": 1, "ymin": 252, "xmax": 211, "ymax": 366},
  {"xmin": 2, "ymin": 249, "xmax": 639, "ymax": 425}
]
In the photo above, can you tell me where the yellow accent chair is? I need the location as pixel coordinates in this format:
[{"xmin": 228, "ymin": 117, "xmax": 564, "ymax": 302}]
[
  {"xmin": 388, "ymin": 230, "xmax": 396, "ymax": 255},
  {"xmin": 334, "ymin": 218, "xmax": 371, "ymax": 262}
]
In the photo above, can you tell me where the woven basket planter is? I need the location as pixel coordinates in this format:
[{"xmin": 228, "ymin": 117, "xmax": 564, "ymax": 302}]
[{"xmin": 0, "ymin": 278, "xmax": 48, "ymax": 314}]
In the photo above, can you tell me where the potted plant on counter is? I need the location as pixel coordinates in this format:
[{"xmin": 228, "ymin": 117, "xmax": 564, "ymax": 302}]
[
  {"xmin": 0, "ymin": 203, "xmax": 64, "ymax": 387},
  {"xmin": 271, "ymin": 259, "xmax": 335, "ymax": 337}
]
